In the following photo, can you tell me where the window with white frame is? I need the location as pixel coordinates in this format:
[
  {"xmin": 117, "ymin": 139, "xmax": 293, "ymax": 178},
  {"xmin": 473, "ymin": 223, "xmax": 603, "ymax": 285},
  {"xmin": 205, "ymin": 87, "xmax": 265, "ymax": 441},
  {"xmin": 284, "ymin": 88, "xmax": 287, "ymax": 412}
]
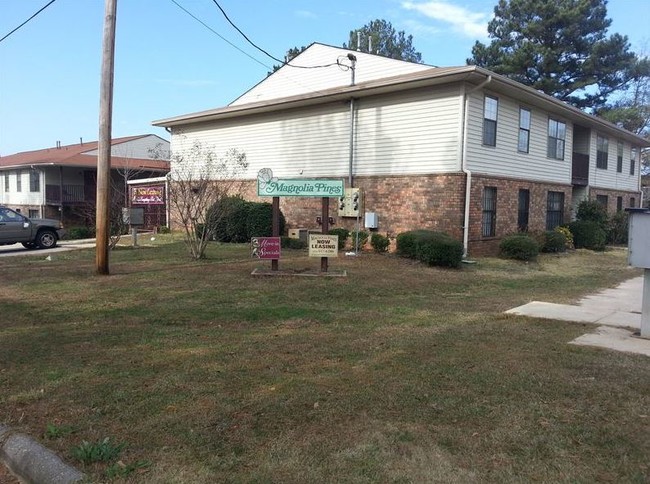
[
  {"xmin": 518, "ymin": 108, "xmax": 531, "ymax": 153},
  {"xmin": 616, "ymin": 141, "xmax": 623, "ymax": 173},
  {"xmin": 547, "ymin": 119, "xmax": 566, "ymax": 160},
  {"xmin": 16, "ymin": 171, "xmax": 22, "ymax": 192},
  {"xmin": 29, "ymin": 170, "xmax": 40, "ymax": 192},
  {"xmin": 483, "ymin": 95, "xmax": 498, "ymax": 147},
  {"xmin": 596, "ymin": 135, "xmax": 609, "ymax": 169},
  {"xmin": 630, "ymin": 148, "xmax": 637, "ymax": 175},
  {"xmin": 3, "ymin": 173, "xmax": 8, "ymax": 192}
]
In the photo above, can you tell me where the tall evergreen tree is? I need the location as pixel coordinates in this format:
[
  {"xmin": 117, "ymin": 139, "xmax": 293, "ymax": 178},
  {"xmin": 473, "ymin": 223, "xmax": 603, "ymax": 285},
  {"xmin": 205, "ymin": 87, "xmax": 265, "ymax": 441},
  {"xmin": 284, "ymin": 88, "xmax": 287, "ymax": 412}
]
[
  {"xmin": 344, "ymin": 19, "xmax": 423, "ymax": 63},
  {"xmin": 467, "ymin": 0, "xmax": 642, "ymax": 111}
]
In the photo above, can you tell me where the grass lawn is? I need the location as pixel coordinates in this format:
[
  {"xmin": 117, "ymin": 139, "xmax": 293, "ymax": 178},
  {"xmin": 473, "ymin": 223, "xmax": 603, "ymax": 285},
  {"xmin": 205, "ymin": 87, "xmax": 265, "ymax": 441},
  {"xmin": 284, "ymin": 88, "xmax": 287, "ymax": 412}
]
[{"xmin": 1, "ymin": 238, "xmax": 648, "ymax": 482}]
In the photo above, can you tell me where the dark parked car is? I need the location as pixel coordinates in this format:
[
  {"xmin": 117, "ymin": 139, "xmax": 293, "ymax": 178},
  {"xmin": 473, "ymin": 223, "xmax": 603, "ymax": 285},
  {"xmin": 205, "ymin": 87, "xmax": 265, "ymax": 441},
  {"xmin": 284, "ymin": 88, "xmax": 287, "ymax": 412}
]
[{"xmin": 0, "ymin": 206, "xmax": 65, "ymax": 249}]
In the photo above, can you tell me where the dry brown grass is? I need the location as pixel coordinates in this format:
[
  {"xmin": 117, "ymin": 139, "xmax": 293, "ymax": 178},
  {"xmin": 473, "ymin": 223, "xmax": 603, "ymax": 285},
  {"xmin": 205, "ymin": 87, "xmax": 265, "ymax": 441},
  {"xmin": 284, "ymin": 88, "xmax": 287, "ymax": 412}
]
[{"xmin": 0, "ymin": 240, "xmax": 648, "ymax": 482}]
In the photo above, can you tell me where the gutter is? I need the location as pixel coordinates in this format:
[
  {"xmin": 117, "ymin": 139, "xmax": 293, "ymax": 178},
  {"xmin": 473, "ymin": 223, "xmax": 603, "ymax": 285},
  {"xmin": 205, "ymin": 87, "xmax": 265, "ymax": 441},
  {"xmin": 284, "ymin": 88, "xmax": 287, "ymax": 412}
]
[{"xmin": 460, "ymin": 74, "xmax": 492, "ymax": 258}]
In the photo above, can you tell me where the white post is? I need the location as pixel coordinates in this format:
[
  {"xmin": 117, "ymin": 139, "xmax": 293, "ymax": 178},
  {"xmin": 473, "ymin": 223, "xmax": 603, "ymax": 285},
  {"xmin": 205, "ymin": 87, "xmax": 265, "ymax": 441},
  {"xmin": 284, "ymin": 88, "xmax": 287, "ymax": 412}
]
[{"xmin": 642, "ymin": 268, "xmax": 650, "ymax": 339}]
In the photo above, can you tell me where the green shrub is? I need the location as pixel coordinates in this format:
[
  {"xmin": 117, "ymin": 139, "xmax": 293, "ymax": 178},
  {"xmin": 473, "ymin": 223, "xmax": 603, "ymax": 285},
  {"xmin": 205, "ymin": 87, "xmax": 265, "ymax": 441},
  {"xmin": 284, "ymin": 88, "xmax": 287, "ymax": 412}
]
[
  {"xmin": 158, "ymin": 226, "xmax": 171, "ymax": 234},
  {"xmin": 576, "ymin": 200, "xmax": 608, "ymax": 228},
  {"xmin": 281, "ymin": 236, "xmax": 307, "ymax": 250},
  {"xmin": 415, "ymin": 232, "xmax": 464, "ymax": 268},
  {"xmin": 370, "ymin": 233, "xmax": 390, "ymax": 253},
  {"xmin": 66, "ymin": 226, "xmax": 94, "ymax": 240},
  {"xmin": 555, "ymin": 225, "xmax": 574, "ymax": 249},
  {"xmin": 328, "ymin": 228, "xmax": 350, "ymax": 249},
  {"xmin": 350, "ymin": 230, "xmax": 369, "ymax": 250},
  {"xmin": 245, "ymin": 202, "xmax": 286, "ymax": 239},
  {"xmin": 567, "ymin": 220, "xmax": 606, "ymax": 251},
  {"xmin": 541, "ymin": 230, "xmax": 567, "ymax": 253},
  {"xmin": 396, "ymin": 230, "xmax": 435, "ymax": 258},
  {"xmin": 607, "ymin": 211, "xmax": 629, "ymax": 245},
  {"xmin": 209, "ymin": 196, "xmax": 285, "ymax": 243},
  {"xmin": 499, "ymin": 234, "xmax": 540, "ymax": 261}
]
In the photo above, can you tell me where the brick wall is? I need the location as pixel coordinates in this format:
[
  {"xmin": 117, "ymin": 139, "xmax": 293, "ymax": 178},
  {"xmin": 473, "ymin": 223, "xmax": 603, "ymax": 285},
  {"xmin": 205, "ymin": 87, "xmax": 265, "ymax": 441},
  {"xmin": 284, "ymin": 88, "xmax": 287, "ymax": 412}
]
[
  {"xmin": 170, "ymin": 173, "xmax": 580, "ymax": 257},
  {"xmin": 588, "ymin": 187, "xmax": 641, "ymax": 212}
]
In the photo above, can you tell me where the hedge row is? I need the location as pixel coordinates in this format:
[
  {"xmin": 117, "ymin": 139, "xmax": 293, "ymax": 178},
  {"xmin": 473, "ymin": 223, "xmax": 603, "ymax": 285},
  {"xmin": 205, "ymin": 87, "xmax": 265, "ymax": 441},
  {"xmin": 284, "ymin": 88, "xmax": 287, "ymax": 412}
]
[
  {"xmin": 207, "ymin": 196, "xmax": 286, "ymax": 242},
  {"xmin": 396, "ymin": 230, "xmax": 463, "ymax": 268}
]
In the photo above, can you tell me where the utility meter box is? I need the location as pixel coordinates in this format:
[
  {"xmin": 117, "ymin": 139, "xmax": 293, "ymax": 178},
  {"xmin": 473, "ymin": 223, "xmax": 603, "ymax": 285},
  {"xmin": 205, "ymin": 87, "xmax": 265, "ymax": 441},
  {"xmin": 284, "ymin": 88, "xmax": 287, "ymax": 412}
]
[
  {"xmin": 122, "ymin": 207, "xmax": 145, "ymax": 226},
  {"xmin": 338, "ymin": 187, "xmax": 363, "ymax": 218},
  {"xmin": 627, "ymin": 209, "xmax": 650, "ymax": 268},
  {"xmin": 288, "ymin": 228, "xmax": 308, "ymax": 243},
  {"xmin": 365, "ymin": 212, "xmax": 378, "ymax": 229}
]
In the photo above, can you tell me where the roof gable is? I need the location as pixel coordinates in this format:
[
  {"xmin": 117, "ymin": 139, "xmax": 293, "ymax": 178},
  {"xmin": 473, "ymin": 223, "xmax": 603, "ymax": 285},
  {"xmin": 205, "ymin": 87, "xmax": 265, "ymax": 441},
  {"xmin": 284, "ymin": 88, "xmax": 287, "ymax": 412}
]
[{"xmin": 230, "ymin": 42, "xmax": 433, "ymax": 106}]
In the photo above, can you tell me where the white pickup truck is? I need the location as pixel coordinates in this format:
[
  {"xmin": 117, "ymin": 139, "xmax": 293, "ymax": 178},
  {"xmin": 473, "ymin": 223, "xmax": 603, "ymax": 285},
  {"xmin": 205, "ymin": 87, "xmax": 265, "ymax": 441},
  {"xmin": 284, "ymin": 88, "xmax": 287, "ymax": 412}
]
[{"xmin": 0, "ymin": 206, "xmax": 66, "ymax": 249}]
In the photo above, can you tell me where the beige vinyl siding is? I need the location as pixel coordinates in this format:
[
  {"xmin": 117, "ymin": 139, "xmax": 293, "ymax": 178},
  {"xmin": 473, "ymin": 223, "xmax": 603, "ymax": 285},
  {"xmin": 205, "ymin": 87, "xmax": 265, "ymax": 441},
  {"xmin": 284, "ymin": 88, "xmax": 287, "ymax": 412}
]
[
  {"xmin": 589, "ymin": 134, "xmax": 639, "ymax": 191},
  {"xmin": 354, "ymin": 86, "xmax": 461, "ymax": 175},
  {"xmin": 171, "ymin": 103, "xmax": 351, "ymax": 180},
  {"xmin": 465, "ymin": 90, "xmax": 572, "ymax": 183},
  {"xmin": 172, "ymin": 86, "xmax": 462, "ymax": 180},
  {"xmin": 2, "ymin": 170, "xmax": 43, "ymax": 206},
  {"xmin": 231, "ymin": 44, "xmax": 432, "ymax": 106},
  {"xmin": 82, "ymin": 134, "xmax": 168, "ymax": 160}
]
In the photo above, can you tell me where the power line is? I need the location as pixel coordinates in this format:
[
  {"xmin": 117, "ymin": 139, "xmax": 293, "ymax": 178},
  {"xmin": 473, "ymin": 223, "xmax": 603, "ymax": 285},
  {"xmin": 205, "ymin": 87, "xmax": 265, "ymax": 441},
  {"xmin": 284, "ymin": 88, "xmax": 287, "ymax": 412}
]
[
  {"xmin": 169, "ymin": 0, "xmax": 271, "ymax": 70},
  {"xmin": 0, "ymin": 0, "xmax": 58, "ymax": 44},
  {"xmin": 210, "ymin": 0, "xmax": 342, "ymax": 70}
]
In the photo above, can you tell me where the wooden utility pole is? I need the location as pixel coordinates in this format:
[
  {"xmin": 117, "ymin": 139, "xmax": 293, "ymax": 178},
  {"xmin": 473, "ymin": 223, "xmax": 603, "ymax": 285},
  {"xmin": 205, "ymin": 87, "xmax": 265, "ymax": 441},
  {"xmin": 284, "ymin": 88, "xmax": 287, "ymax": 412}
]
[{"xmin": 96, "ymin": 0, "xmax": 118, "ymax": 275}]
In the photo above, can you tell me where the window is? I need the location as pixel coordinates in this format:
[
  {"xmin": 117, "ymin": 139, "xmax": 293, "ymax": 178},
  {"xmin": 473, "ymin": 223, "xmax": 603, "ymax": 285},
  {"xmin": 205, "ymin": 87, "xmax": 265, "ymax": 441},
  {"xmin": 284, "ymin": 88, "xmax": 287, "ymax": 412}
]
[
  {"xmin": 630, "ymin": 197, "xmax": 636, "ymax": 208},
  {"xmin": 3, "ymin": 173, "xmax": 8, "ymax": 192},
  {"xmin": 546, "ymin": 191, "xmax": 565, "ymax": 230},
  {"xmin": 518, "ymin": 189, "xmax": 530, "ymax": 232},
  {"xmin": 518, "ymin": 108, "xmax": 531, "ymax": 153},
  {"xmin": 29, "ymin": 170, "xmax": 40, "ymax": 192},
  {"xmin": 616, "ymin": 142, "xmax": 623, "ymax": 173},
  {"xmin": 630, "ymin": 148, "xmax": 636, "ymax": 175},
  {"xmin": 482, "ymin": 187, "xmax": 497, "ymax": 237},
  {"xmin": 617, "ymin": 197, "xmax": 623, "ymax": 212},
  {"xmin": 596, "ymin": 135, "xmax": 609, "ymax": 169},
  {"xmin": 28, "ymin": 209, "xmax": 39, "ymax": 219},
  {"xmin": 596, "ymin": 195, "xmax": 608, "ymax": 210},
  {"xmin": 547, "ymin": 119, "xmax": 566, "ymax": 160},
  {"xmin": 16, "ymin": 171, "xmax": 22, "ymax": 192},
  {"xmin": 483, "ymin": 96, "xmax": 498, "ymax": 146}
]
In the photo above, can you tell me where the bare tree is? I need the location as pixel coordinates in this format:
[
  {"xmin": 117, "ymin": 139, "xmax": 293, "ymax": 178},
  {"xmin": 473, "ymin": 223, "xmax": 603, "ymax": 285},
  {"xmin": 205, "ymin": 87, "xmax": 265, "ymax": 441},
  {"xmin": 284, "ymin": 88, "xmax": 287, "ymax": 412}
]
[{"xmin": 168, "ymin": 141, "xmax": 247, "ymax": 259}]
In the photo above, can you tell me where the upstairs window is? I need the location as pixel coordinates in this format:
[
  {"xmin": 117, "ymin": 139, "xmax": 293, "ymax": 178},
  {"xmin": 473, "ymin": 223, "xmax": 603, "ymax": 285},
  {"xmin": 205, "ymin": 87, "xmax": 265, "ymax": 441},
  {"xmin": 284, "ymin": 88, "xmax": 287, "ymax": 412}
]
[
  {"xmin": 482, "ymin": 186, "xmax": 497, "ymax": 237},
  {"xmin": 518, "ymin": 108, "xmax": 531, "ymax": 153},
  {"xmin": 3, "ymin": 173, "xmax": 8, "ymax": 192},
  {"xmin": 596, "ymin": 135, "xmax": 609, "ymax": 169},
  {"xmin": 483, "ymin": 95, "xmax": 498, "ymax": 147},
  {"xmin": 29, "ymin": 170, "xmax": 40, "ymax": 192},
  {"xmin": 547, "ymin": 119, "xmax": 566, "ymax": 160},
  {"xmin": 616, "ymin": 142, "xmax": 623, "ymax": 173},
  {"xmin": 16, "ymin": 171, "xmax": 22, "ymax": 192},
  {"xmin": 630, "ymin": 148, "xmax": 637, "ymax": 176}
]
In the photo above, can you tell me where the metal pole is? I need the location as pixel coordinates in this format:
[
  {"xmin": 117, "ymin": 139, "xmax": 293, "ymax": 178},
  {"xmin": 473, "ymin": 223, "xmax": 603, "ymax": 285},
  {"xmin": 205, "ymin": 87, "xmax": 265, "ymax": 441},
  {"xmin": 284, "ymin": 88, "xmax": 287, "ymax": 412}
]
[
  {"xmin": 95, "ymin": 0, "xmax": 117, "ymax": 275},
  {"xmin": 642, "ymin": 268, "xmax": 650, "ymax": 339}
]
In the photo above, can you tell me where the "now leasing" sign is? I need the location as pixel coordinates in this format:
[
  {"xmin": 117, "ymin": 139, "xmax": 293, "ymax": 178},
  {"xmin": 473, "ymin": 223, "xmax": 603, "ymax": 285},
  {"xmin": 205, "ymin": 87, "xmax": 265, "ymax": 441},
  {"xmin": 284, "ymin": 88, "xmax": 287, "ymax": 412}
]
[{"xmin": 309, "ymin": 234, "xmax": 338, "ymax": 258}]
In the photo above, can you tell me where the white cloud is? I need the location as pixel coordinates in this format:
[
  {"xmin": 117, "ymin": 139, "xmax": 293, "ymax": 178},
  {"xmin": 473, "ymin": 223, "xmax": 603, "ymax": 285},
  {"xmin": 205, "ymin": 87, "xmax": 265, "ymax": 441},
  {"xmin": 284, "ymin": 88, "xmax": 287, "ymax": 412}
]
[
  {"xmin": 294, "ymin": 9, "xmax": 317, "ymax": 19},
  {"xmin": 402, "ymin": 1, "xmax": 491, "ymax": 39}
]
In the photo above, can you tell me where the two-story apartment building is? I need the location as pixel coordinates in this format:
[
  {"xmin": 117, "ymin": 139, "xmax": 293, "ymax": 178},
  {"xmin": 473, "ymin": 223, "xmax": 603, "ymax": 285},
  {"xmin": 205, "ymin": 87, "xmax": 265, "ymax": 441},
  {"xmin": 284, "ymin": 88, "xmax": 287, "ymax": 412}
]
[
  {"xmin": 153, "ymin": 43, "xmax": 648, "ymax": 256},
  {"xmin": 0, "ymin": 134, "xmax": 170, "ymax": 226}
]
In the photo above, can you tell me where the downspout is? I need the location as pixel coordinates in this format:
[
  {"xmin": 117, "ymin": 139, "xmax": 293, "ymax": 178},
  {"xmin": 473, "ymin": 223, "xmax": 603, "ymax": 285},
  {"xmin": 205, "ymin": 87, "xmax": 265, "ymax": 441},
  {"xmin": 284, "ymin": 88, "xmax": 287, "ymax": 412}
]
[
  {"xmin": 348, "ymin": 98, "xmax": 355, "ymax": 187},
  {"xmin": 460, "ymin": 74, "xmax": 492, "ymax": 258}
]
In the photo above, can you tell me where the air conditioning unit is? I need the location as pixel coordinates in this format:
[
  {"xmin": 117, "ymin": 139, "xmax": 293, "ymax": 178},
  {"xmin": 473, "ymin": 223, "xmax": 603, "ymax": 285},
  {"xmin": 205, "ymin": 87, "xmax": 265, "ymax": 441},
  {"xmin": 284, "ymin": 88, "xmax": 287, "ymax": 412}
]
[{"xmin": 288, "ymin": 228, "xmax": 308, "ymax": 243}]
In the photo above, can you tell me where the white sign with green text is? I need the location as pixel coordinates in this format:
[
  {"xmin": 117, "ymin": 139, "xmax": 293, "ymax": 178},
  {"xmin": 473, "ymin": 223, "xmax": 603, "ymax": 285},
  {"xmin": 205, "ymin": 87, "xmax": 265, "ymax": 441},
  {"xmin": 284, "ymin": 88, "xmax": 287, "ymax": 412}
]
[{"xmin": 257, "ymin": 168, "xmax": 344, "ymax": 198}]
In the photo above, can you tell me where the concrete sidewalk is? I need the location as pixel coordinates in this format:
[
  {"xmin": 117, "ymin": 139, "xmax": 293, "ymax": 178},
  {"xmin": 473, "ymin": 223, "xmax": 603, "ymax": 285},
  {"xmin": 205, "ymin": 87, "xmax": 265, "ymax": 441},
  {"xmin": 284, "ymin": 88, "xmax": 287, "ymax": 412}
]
[{"xmin": 506, "ymin": 276, "xmax": 650, "ymax": 357}]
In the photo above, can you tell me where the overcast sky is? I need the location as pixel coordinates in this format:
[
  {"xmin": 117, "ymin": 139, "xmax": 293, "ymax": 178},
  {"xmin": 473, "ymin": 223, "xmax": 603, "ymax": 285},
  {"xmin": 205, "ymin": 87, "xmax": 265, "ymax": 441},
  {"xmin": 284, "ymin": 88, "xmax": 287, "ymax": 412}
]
[{"xmin": 0, "ymin": 0, "xmax": 646, "ymax": 155}]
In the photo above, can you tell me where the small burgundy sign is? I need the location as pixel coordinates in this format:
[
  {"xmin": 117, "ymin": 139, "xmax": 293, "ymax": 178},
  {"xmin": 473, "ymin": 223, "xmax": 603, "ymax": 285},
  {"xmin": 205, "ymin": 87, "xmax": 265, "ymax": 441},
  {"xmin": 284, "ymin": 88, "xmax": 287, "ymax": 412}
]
[{"xmin": 251, "ymin": 237, "xmax": 281, "ymax": 259}]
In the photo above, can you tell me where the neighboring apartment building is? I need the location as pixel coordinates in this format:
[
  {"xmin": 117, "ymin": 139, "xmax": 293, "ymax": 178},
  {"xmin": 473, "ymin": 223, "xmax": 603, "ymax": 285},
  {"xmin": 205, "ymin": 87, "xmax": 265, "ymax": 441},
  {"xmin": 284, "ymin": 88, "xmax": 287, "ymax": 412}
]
[
  {"xmin": 0, "ymin": 134, "xmax": 170, "ymax": 227},
  {"xmin": 153, "ymin": 43, "xmax": 648, "ymax": 256}
]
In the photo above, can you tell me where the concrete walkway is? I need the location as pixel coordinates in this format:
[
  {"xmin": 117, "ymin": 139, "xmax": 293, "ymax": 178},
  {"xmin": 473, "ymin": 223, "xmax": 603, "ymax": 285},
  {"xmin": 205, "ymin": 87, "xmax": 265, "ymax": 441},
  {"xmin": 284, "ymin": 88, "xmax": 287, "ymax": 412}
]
[{"xmin": 506, "ymin": 276, "xmax": 650, "ymax": 357}]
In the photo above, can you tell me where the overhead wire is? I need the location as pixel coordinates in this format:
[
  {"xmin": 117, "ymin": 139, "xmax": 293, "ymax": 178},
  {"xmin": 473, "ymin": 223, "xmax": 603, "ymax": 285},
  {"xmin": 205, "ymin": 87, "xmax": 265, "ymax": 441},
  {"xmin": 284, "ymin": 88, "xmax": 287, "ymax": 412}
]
[
  {"xmin": 169, "ymin": 0, "xmax": 271, "ymax": 70},
  {"xmin": 0, "ymin": 0, "xmax": 58, "ymax": 44}
]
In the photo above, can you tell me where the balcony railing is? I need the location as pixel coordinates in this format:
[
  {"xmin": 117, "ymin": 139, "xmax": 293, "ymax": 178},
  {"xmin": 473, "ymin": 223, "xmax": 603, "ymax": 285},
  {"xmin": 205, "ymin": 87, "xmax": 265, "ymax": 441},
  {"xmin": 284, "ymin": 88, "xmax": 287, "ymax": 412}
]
[
  {"xmin": 572, "ymin": 153, "xmax": 589, "ymax": 186},
  {"xmin": 45, "ymin": 184, "xmax": 88, "ymax": 204}
]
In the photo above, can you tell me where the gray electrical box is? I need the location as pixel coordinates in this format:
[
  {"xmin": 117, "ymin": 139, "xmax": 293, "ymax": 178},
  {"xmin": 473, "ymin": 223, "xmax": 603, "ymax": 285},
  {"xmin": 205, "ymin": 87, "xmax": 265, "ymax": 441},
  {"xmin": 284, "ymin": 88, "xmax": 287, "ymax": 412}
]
[
  {"xmin": 365, "ymin": 212, "xmax": 378, "ymax": 229},
  {"xmin": 338, "ymin": 188, "xmax": 362, "ymax": 218},
  {"xmin": 122, "ymin": 207, "xmax": 145, "ymax": 226},
  {"xmin": 627, "ymin": 209, "xmax": 650, "ymax": 268}
]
